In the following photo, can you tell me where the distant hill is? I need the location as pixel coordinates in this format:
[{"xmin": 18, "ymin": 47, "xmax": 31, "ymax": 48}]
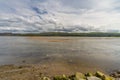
[{"xmin": 0, "ymin": 32, "xmax": 120, "ymax": 37}]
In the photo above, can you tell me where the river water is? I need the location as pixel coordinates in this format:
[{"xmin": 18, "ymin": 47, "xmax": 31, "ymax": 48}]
[{"xmin": 0, "ymin": 36, "xmax": 120, "ymax": 73}]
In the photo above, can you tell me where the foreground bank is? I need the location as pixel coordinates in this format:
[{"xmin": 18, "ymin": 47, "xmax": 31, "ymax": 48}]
[{"xmin": 0, "ymin": 64, "xmax": 119, "ymax": 80}]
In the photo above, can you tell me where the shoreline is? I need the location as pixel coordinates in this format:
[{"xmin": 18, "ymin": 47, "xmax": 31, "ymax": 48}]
[
  {"xmin": 0, "ymin": 64, "xmax": 118, "ymax": 80},
  {"xmin": 0, "ymin": 32, "xmax": 120, "ymax": 37}
]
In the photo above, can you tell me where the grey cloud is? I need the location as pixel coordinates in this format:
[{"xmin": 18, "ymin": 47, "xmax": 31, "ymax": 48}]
[
  {"xmin": 47, "ymin": 24, "xmax": 100, "ymax": 33},
  {"xmin": 60, "ymin": 0, "xmax": 95, "ymax": 9},
  {"xmin": 30, "ymin": 0, "xmax": 47, "ymax": 3},
  {"xmin": 31, "ymin": 7, "xmax": 48, "ymax": 14}
]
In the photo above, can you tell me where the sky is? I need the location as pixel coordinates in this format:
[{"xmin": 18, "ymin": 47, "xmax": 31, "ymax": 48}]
[{"xmin": 0, "ymin": 0, "xmax": 120, "ymax": 33}]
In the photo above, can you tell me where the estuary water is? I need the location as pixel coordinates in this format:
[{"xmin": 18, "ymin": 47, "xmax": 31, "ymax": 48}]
[{"xmin": 0, "ymin": 36, "xmax": 120, "ymax": 73}]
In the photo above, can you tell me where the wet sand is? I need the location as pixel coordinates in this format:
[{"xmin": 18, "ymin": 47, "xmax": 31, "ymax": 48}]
[{"xmin": 0, "ymin": 63, "xmax": 104, "ymax": 80}]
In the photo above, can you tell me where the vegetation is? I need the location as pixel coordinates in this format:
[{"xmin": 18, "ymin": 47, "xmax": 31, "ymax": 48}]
[{"xmin": 1, "ymin": 32, "xmax": 120, "ymax": 37}]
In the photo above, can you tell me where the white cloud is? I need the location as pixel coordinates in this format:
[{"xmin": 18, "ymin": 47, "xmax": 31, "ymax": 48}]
[{"xmin": 0, "ymin": 0, "xmax": 120, "ymax": 33}]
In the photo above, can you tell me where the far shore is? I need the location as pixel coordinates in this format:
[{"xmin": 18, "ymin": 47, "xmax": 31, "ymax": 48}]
[{"xmin": 0, "ymin": 32, "xmax": 120, "ymax": 37}]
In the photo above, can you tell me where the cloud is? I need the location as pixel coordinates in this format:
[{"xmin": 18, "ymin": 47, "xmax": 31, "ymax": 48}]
[{"xmin": 0, "ymin": 0, "xmax": 120, "ymax": 33}]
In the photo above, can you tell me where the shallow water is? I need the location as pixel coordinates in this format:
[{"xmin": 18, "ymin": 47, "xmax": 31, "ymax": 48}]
[{"xmin": 0, "ymin": 36, "xmax": 120, "ymax": 73}]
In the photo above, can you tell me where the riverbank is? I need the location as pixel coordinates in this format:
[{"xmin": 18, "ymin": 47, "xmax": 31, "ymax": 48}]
[
  {"xmin": 0, "ymin": 64, "xmax": 118, "ymax": 80},
  {"xmin": 1, "ymin": 32, "xmax": 120, "ymax": 37}
]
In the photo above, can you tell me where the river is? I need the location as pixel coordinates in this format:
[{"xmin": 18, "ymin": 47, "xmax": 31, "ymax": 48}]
[{"xmin": 0, "ymin": 36, "xmax": 120, "ymax": 73}]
